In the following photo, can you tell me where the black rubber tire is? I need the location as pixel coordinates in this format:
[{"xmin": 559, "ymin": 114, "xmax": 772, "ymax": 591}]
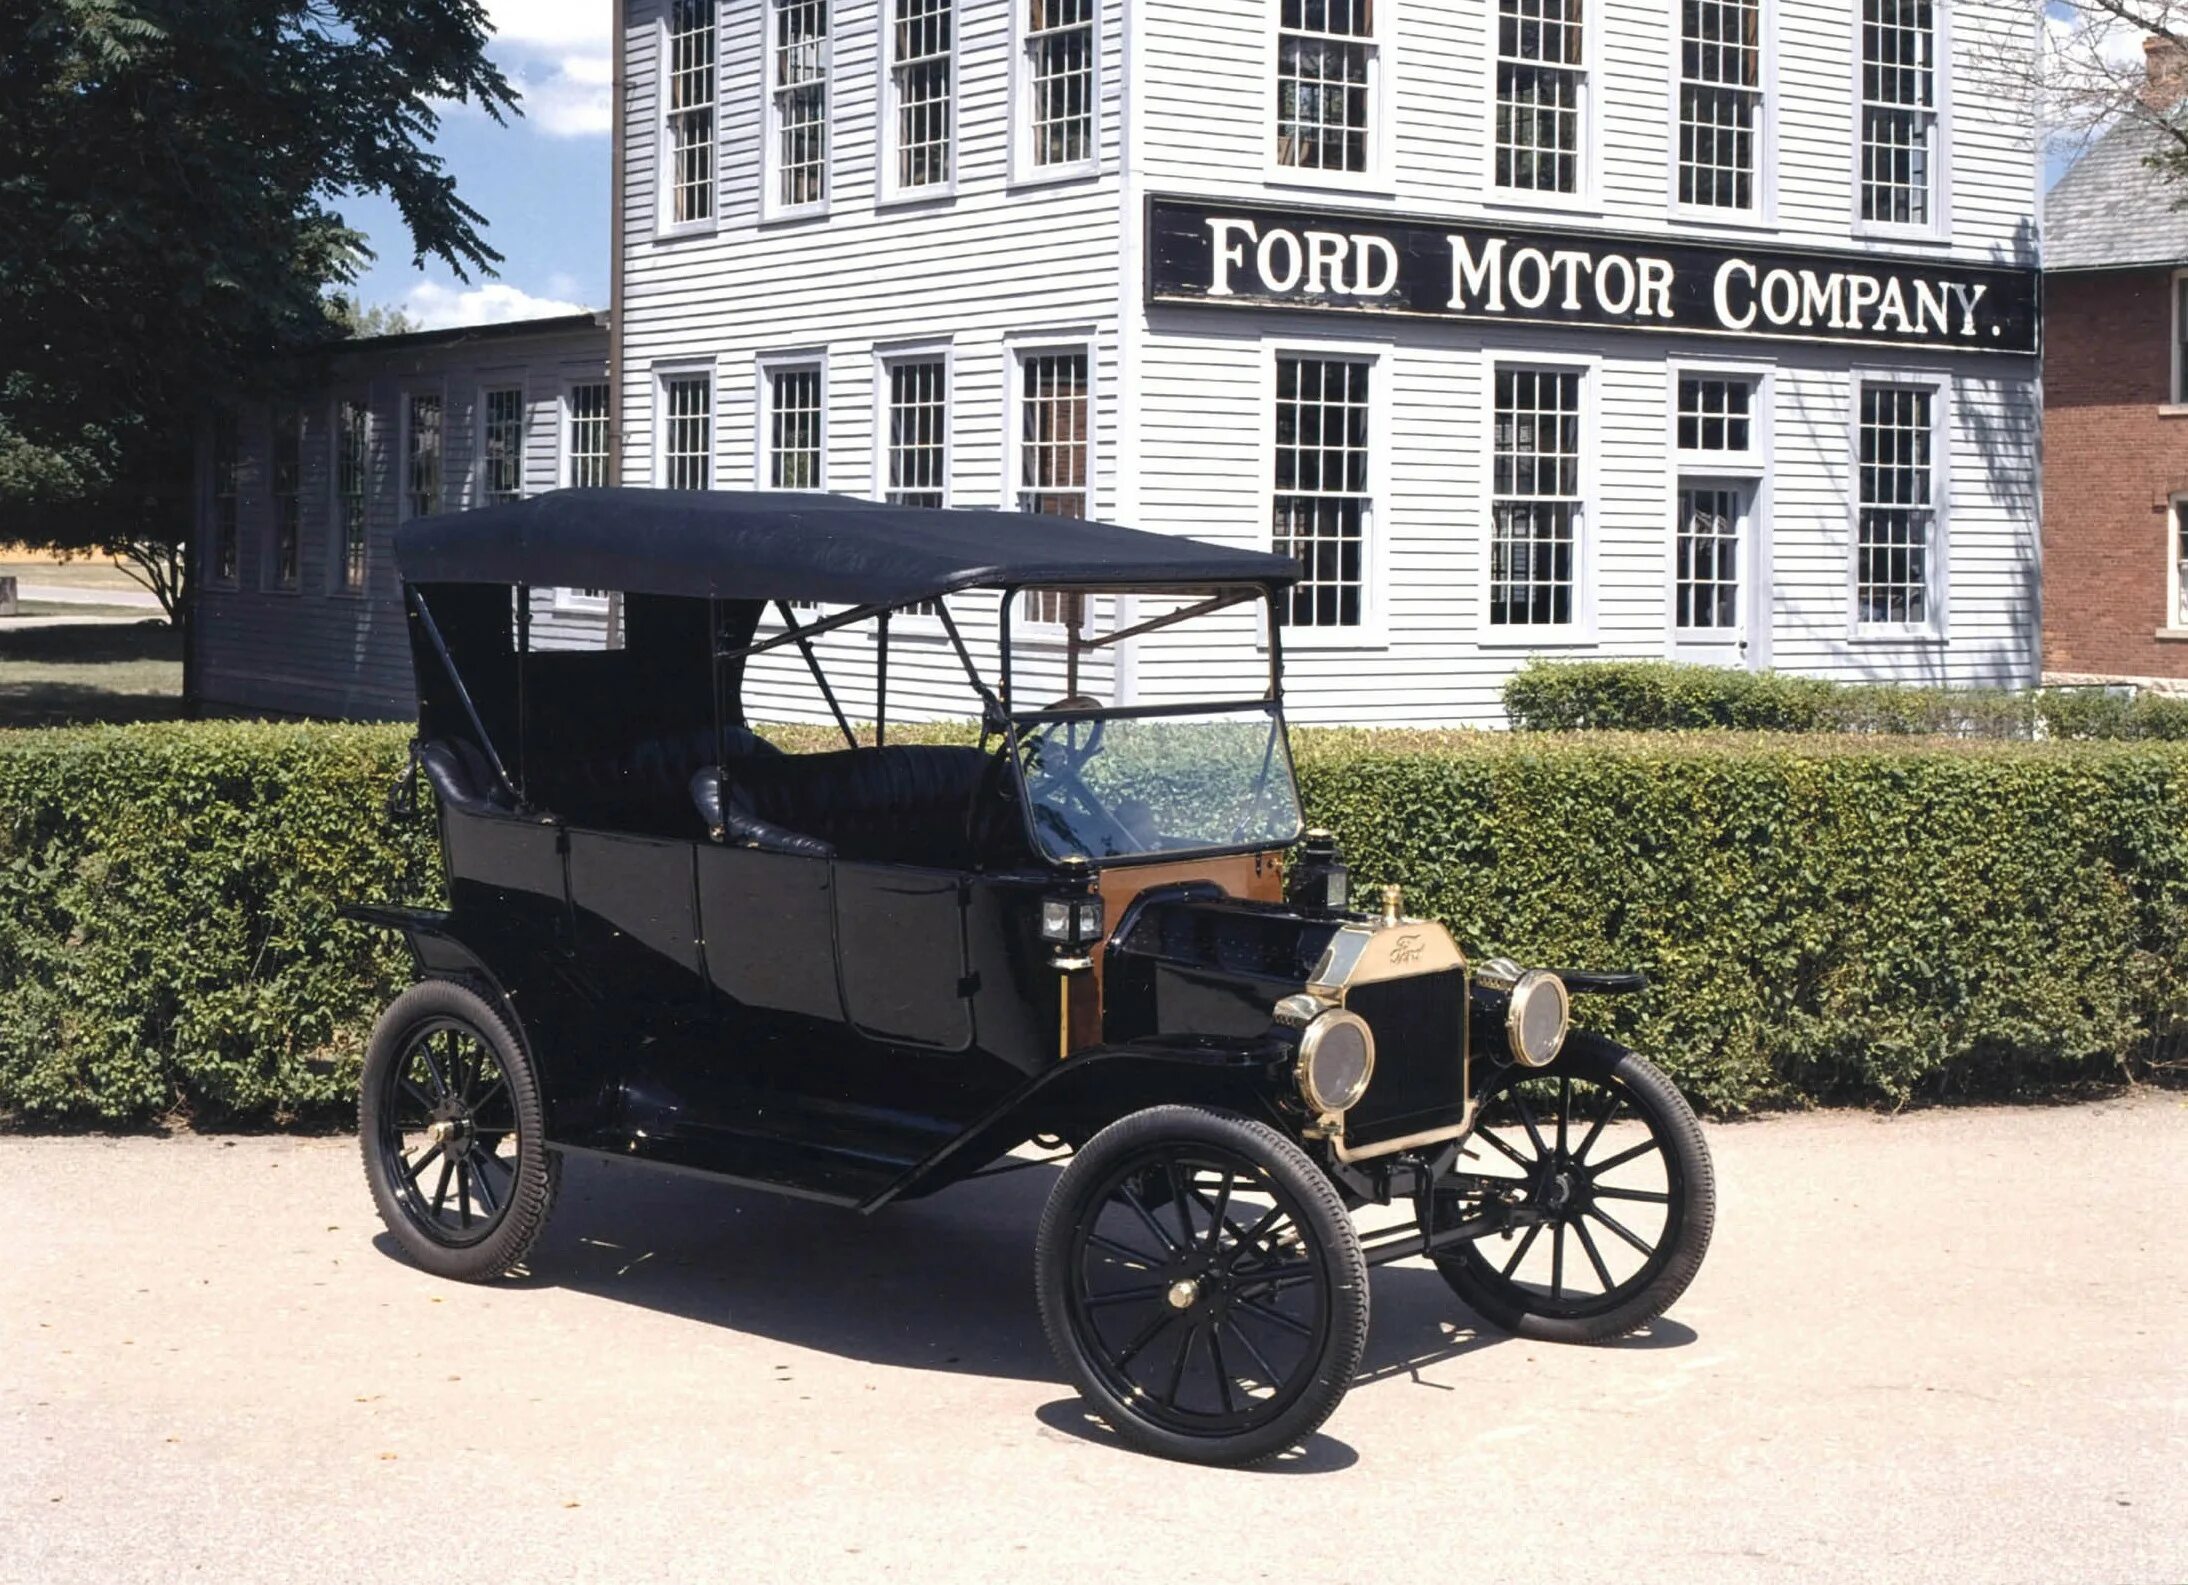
[
  {"xmin": 1435, "ymin": 1035, "xmax": 1714, "ymax": 1344},
  {"xmin": 1035, "ymin": 1105, "xmax": 1369, "ymax": 1466},
  {"xmin": 359, "ymin": 979, "xmax": 560, "ymax": 1283}
]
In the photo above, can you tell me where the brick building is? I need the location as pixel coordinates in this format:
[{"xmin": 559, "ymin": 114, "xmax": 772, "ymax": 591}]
[{"xmin": 2042, "ymin": 42, "xmax": 2188, "ymax": 689}]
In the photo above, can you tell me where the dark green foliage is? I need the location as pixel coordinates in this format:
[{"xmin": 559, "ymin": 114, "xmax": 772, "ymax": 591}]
[
  {"xmin": 3, "ymin": 723, "xmax": 2182, "ymax": 1125},
  {"xmin": 1504, "ymin": 660, "xmax": 2045, "ymax": 736}
]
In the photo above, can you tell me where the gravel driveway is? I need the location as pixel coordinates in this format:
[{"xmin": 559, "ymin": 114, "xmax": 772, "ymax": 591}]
[{"xmin": 4, "ymin": 1094, "xmax": 2183, "ymax": 1584}]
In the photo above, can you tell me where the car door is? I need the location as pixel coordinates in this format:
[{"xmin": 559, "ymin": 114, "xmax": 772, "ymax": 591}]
[{"xmin": 832, "ymin": 861, "xmax": 975, "ymax": 1051}]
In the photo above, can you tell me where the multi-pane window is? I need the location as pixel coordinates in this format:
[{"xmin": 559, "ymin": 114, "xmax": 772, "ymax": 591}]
[
  {"xmin": 771, "ymin": 0, "xmax": 830, "ymax": 209},
  {"xmin": 1496, "ymin": 0, "xmax": 1586, "ymax": 194},
  {"xmin": 1676, "ymin": 486, "xmax": 1742, "ymax": 631},
  {"xmin": 667, "ymin": 0, "xmax": 717, "ymax": 225},
  {"xmin": 1859, "ymin": 0, "xmax": 1937, "ymax": 227},
  {"xmin": 271, "ymin": 410, "xmax": 301, "ymax": 591},
  {"xmin": 1490, "ymin": 367, "xmax": 1584, "ymax": 627},
  {"xmin": 767, "ymin": 366, "xmax": 825, "ymax": 490},
  {"xmin": 1276, "ymin": 0, "xmax": 1375, "ymax": 176},
  {"xmin": 482, "ymin": 387, "xmax": 525, "ymax": 506},
  {"xmin": 1678, "ymin": 0, "xmax": 1761, "ymax": 210},
  {"xmin": 1017, "ymin": 348, "xmax": 1091, "ymax": 627},
  {"xmin": 2175, "ymin": 499, "xmax": 2188, "ymax": 628},
  {"xmin": 405, "ymin": 393, "xmax": 442, "ymax": 520},
  {"xmin": 662, "ymin": 375, "xmax": 713, "ymax": 491},
  {"xmin": 1272, "ymin": 356, "xmax": 1371, "ymax": 630},
  {"xmin": 1856, "ymin": 383, "xmax": 1936, "ymax": 627},
  {"xmin": 1677, "ymin": 376, "xmax": 1755, "ymax": 455},
  {"xmin": 2174, "ymin": 275, "xmax": 2188, "ymax": 404},
  {"xmin": 210, "ymin": 411, "xmax": 240, "ymax": 584},
  {"xmin": 1025, "ymin": 0, "xmax": 1096, "ymax": 171},
  {"xmin": 885, "ymin": 360, "xmax": 948, "ymax": 506},
  {"xmin": 891, "ymin": 0, "xmax": 953, "ymax": 191},
  {"xmin": 566, "ymin": 383, "xmax": 612, "ymax": 488},
  {"xmin": 336, "ymin": 399, "xmax": 369, "ymax": 592}
]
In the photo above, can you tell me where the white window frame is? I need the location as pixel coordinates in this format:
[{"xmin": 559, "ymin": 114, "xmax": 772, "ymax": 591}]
[
  {"xmin": 1665, "ymin": 0, "xmax": 1777, "ymax": 226},
  {"xmin": 1260, "ymin": 337, "xmax": 1391, "ymax": 650},
  {"xmin": 476, "ymin": 381, "xmax": 527, "ymax": 508},
  {"xmin": 658, "ymin": 0, "xmax": 720, "ymax": 235},
  {"xmin": 755, "ymin": 350, "xmax": 830, "ymax": 493},
  {"xmin": 763, "ymin": 0, "xmax": 833, "ymax": 222},
  {"xmin": 559, "ymin": 377, "xmax": 615, "ymax": 490},
  {"xmin": 2166, "ymin": 494, "xmax": 2188, "ymax": 636},
  {"xmin": 1011, "ymin": 0, "xmax": 1101, "ymax": 188},
  {"xmin": 329, "ymin": 393, "xmax": 372, "ymax": 598},
  {"xmin": 1482, "ymin": 0, "xmax": 1601, "ymax": 212},
  {"xmin": 653, "ymin": 363, "xmax": 718, "ymax": 491},
  {"xmin": 1846, "ymin": 367, "xmax": 1951, "ymax": 642},
  {"xmin": 1003, "ymin": 331, "xmax": 1098, "ymax": 636},
  {"xmin": 2170, "ymin": 269, "xmax": 2188, "ymax": 409},
  {"xmin": 873, "ymin": 341, "xmax": 954, "ymax": 506},
  {"xmin": 1666, "ymin": 359, "xmax": 1774, "ymax": 665},
  {"xmin": 1477, "ymin": 348, "xmax": 1600, "ymax": 647},
  {"xmin": 1849, "ymin": 0, "xmax": 1952, "ymax": 243},
  {"xmin": 399, "ymin": 385, "xmax": 446, "ymax": 524},
  {"xmin": 878, "ymin": 0, "xmax": 958, "ymax": 205},
  {"xmin": 1264, "ymin": 0, "xmax": 1395, "ymax": 196}
]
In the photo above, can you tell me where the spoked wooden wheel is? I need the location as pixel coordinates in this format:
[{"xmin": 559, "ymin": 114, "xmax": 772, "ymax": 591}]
[
  {"xmin": 1036, "ymin": 1106, "xmax": 1367, "ymax": 1466},
  {"xmin": 360, "ymin": 980, "xmax": 559, "ymax": 1282},
  {"xmin": 1432, "ymin": 1034, "xmax": 1714, "ymax": 1343}
]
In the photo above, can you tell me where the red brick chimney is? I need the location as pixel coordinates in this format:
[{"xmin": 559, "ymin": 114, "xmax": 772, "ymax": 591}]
[{"xmin": 2144, "ymin": 32, "xmax": 2188, "ymax": 111}]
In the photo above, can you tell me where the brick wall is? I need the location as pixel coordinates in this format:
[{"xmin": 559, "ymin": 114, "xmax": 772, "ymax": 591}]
[{"xmin": 2043, "ymin": 266, "xmax": 2188, "ymax": 681}]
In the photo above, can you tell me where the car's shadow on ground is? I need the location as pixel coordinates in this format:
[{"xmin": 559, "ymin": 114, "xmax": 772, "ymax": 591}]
[{"xmin": 374, "ymin": 1150, "xmax": 1694, "ymax": 1465}]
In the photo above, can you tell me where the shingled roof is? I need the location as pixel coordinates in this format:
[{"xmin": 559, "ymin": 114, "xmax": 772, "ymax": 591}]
[{"xmin": 2046, "ymin": 114, "xmax": 2188, "ymax": 272}]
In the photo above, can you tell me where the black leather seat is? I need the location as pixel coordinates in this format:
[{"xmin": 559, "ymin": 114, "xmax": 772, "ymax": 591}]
[
  {"xmin": 416, "ymin": 738, "xmax": 516, "ymax": 816},
  {"xmin": 533, "ymin": 724, "xmax": 780, "ymax": 834},
  {"xmin": 694, "ymin": 745, "xmax": 1022, "ymax": 868}
]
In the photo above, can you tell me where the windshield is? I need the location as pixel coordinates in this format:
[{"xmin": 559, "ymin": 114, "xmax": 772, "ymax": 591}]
[{"xmin": 1013, "ymin": 705, "xmax": 1305, "ymax": 864}]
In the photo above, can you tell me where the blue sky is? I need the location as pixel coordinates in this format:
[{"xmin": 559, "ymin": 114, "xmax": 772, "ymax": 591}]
[{"xmin": 345, "ymin": 0, "xmax": 612, "ymax": 328}]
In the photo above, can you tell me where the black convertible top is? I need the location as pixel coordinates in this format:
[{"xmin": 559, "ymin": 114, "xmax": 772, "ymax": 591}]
[{"xmin": 395, "ymin": 488, "xmax": 1300, "ymax": 607}]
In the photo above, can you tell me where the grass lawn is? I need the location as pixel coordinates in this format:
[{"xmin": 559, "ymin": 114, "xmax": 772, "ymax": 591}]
[
  {"xmin": 10, "ymin": 600, "xmax": 166, "ymax": 621},
  {"xmin": 0, "ymin": 620, "xmax": 185, "ymax": 728},
  {"xmin": 0, "ymin": 552, "xmax": 151, "ymax": 594}
]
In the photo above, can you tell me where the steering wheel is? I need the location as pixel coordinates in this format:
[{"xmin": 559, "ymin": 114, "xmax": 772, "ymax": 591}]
[{"xmin": 1021, "ymin": 718, "xmax": 1140, "ymax": 856}]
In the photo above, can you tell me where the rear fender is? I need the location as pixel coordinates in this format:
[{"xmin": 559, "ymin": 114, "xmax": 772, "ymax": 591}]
[{"xmin": 341, "ymin": 904, "xmax": 523, "ymax": 1039}]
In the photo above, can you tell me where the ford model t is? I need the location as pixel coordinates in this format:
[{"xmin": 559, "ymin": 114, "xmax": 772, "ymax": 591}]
[{"xmin": 356, "ymin": 489, "xmax": 1714, "ymax": 1465}]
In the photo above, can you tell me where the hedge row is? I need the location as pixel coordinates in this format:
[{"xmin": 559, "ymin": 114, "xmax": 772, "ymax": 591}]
[
  {"xmin": 3, "ymin": 721, "xmax": 2181, "ymax": 1124},
  {"xmin": 1504, "ymin": 658, "xmax": 2188, "ymax": 740}
]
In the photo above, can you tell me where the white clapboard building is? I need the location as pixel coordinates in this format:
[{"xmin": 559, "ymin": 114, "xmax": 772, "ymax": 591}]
[{"xmin": 201, "ymin": 1, "xmax": 2042, "ymax": 725}]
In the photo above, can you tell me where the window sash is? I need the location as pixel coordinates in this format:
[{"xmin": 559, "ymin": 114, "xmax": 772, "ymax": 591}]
[
  {"xmin": 1016, "ymin": 347, "xmax": 1091, "ymax": 627},
  {"xmin": 1676, "ymin": 375, "xmax": 1757, "ymax": 457},
  {"xmin": 667, "ymin": 0, "xmax": 717, "ymax": 224},
  {"xmin": 210, "ymin": 411, "xmax": 241, "ymax": 585},
  {"xmin": 1858, "ymin": 0, "xmax": 1936, "ymax": 226},
  {"xmin": 482, "ymin": 388, "xmax": 525, "ymax": 506},
  {"xmin": 1026, "ymin": 0, "xmax": 1096, "ymax": 170},
  {"xmin": 271, "ymin": 411, "xmax": 302, "ymax": 590},
  {"xmin": 336, "ymin": 400, "xmax": 370, "ymax": 592},
  {"xmin": 892, "ymin": 0, "xmax": 953, "ymax": 190},
  {"xmin": 1276, "ymin": 0, "xmax": 1375, "ymax": 174},
  {"xmin": 1272, "ymin": 355, "xmax": 1372, "ymax": 631},
  {"xmin": 1855, "ymin": 382, "xmax": 1936, "ymax": 628},
  {"xmin": 566, "ymin": 383, "xmax": 612, "ymax": 489},
  {"xmin": 1495, "ymin": 0, "xmax": 1586, "ymax": 194},
  {"xmin": 1678, "ymin": 0, "xmax": 1761, "ymax": 210},
  {"xmin": 885, "ymin": 360, "xmax": 949, "ymax": 507},
  {"xmin": 1490, "ymin": 366, "xmax": 1584, "ymax": 628},
  {"xmin": 662, "ymin": 376, "xmax": 713, "ymax": 491},
  {"xmin": 768, "ymin": 366, "xmax": 825, "ymax": 491},
  {"xmin": 405, "ymin": 394, "xmax": 443, "ymax": 520},
  {"xmin": 1675, "ymin": 484, "xmax": 1743, "ymax": 632},
  {"xmin": 772, "ymin": 0, "xmax": 830, "ymax": 209}
]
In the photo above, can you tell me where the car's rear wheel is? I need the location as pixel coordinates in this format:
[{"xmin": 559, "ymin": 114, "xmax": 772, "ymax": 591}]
[
  {"xmin": 1431, "ymin": 1034, "xmax": 1714, "ymax": 1343},
  {"xmin": 360, "ymin": 979, "xmax": 559, "ymax": 1283},
  {"xmin": 1035, "ymin": 1105, "xmax": 1368, "ymax": 1466}
]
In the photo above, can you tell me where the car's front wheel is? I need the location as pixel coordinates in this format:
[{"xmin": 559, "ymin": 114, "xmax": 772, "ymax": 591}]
[
  {"xmin": 1035, "ymin": 1105, "xmax": 1369, "ymax": 1466},
  {"xmin": 1431, "ymin": 1034, "xmax": 1714, "ymax": 1344},
  {"xmin": 359, "ymin": 979, "xmax": 559, "ymax": 1283}
]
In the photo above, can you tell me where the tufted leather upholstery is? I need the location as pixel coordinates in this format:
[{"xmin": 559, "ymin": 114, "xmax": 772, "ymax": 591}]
[
  {"xmin": 416, "ymin": 738, "xmax": 516, "ymax": 816},
  {"xmin": 696, "ymin": 745, "xmax": 1024, "ymax": 868}
]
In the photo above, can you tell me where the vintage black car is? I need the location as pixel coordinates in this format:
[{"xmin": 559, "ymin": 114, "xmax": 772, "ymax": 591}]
[{"xmin": 355, "ymin": 488, "xmax": 1715, "ymax": 1465}]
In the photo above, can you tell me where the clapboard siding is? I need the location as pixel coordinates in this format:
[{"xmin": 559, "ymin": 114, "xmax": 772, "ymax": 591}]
[{"xmin": 196, "ymin": 325, "xmax": 609, "ymax": 719}]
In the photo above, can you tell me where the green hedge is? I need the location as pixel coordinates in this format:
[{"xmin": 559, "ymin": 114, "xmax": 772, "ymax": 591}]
[
  {"xmin": 1504, "ymin": 658, "xmax": 2188, "ymax": 740},
  {"xmin": 3, "ymin": 721, "xmax": 2181, "ymax": 1124}
]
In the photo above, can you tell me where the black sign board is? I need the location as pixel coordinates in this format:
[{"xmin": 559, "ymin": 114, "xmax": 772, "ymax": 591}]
[{"xmin": 1146, "ymin": 196, "xmax": 2040, "ymax": 356}]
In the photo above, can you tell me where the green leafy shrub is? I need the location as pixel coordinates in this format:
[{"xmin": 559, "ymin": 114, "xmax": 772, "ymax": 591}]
[
  {"xmin": 1504, "ymin": 659, "xmax": 2044, "ymax": 738},
  {"xmin": 3, "ymin": 721, "xmax": 2182, "ymax": 1124}
]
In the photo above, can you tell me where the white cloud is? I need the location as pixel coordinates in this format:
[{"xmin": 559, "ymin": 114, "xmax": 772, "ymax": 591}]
[
  {"xmin": 482, "ymin": 0, "xmax": 613, "ymax": 136},
  {"xmin": 485, "ymin": 0, "xmax": 607, "ymax": 52},
  {"xmin": 404, "ymin": 281, "xmax": 593, "ymax": 330}
]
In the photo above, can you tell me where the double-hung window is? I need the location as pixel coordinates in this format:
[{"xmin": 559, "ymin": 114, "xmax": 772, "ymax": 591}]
[
  {"xmin": 565, "ymin": 383, "xmax": 612, "ymax": 488},
  {"xmin": 1272, "ymin": 354, "xmax": 1372, "ymax": 631},
  {"xmin": 404, "ymin": 393, "xmax": 443, "ymax": 520},
  {"xmin": 209, "ymin": 411, "xmax": 241, "ymax": 586},
  {"xmin": 481, "ymin": 387, "xmax": 525, "ymax": 506},
  {"xmin": 884, "ymin": 359, "xmax": 948, "ymax": 507},
  {"xmin": 1490, "ymin": 365, "xmax": 1585, "ymax": 629},
  {"xmin": 888, "ymin": 0, "xmax": 953, "ymax": 194},
  {"xmin": 1854, "ymin": 380, "xmax": 1941, "ymax": 630},
  {"xmin": 661, "ymin": 374, "xmax": 714, "ymax": 491},
  {"xmin": 1677, "ymin": 0, "xmax": 1763, "ymax": 212},
  {"xmin": 1275, "ymin": 0, "xmax": 1376, "ymax": 178},
  {"xmin": 1671, "ymin": 372, "xmax": 1763, "ymax": 651},
  {"xmin": 666, "ymin": 0, "xmax": 717, "ymax": 226},
  {"xmin": 1015, "ymin": 346, "xmax": 1091, "ymax": 627},
  {"xmin": 1858, "ymin": 0, "xmax": 1939, "ymax": 229},
  {"xmin": 1495, "ymin": 0, "xmax": 1586, "ymax": 196},
  {"xmin": 2172, "ymin": 272, "xmax": 2188, "ymax": 405},
  {"xmin": 271, "ymin": 410, "xmax": 302, "ymax": 591},
  {"xmin": 335, "ymin": 399, "xmax": 369, "ymax": 593},
  {"xmin": 766, "ymin": 364, "xmax": 825, "ymax": 491},
  {"xmin": 770, "ymin": 0, "xmax": 831, "ymax": 212},
  {"xmin": 1022, "ymin": 0, "xmax": 1096, "ymax": 176}
]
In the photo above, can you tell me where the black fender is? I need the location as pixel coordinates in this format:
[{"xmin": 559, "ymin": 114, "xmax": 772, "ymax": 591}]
[
  {"xmin": 340, "ymin": 903, "xmax": 527, "ymax": 1049},
  {"xmin": 868, "ymin": 1039, "xmax": 1295, "ymax": 1210}
]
